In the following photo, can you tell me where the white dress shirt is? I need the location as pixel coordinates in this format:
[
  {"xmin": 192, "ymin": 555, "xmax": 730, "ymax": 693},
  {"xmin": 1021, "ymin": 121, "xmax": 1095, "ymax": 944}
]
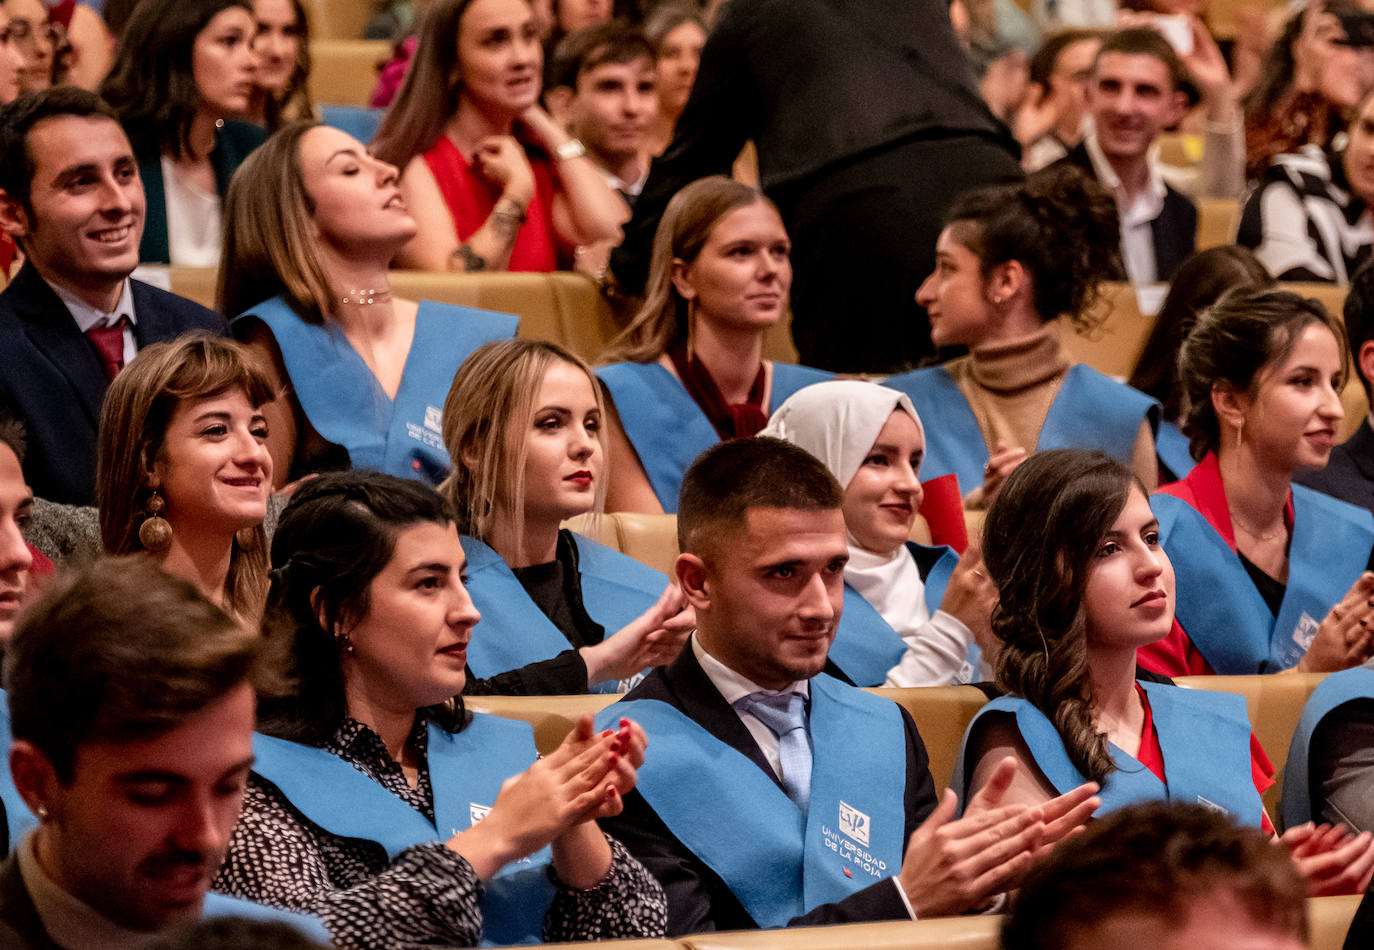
[
  {"xmin": 1084, "ymin": 130, "xmax": 1169, "ymax": 285},
  {"xmin": 51, "ymin": 277, "xmax": 138, "ymax": 366}
]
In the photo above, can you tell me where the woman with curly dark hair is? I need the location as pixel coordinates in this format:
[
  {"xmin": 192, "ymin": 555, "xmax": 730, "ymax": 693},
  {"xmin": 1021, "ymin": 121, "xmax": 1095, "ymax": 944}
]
[
  {"xmin": 884, "ymin": 167, "xmax": 1159, "ymax": 509},
  {"xmin": 953, "ymin": 449, "xmax": 1374, "ymax": 894}
]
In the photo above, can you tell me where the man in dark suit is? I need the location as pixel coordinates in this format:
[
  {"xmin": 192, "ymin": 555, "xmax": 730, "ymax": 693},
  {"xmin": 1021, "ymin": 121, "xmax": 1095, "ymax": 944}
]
[
  {"xmin": 0, "ymin": 558, "xmax": 259, "ymax": 947},
  {"xmin": 1299, "ymin": 258, "xmax": 1374, "ymax": 511},
  {"xmin": 0, "ymin": 87, "xmax": 224, "ymax": 506},
  {"xmin": 599, "ymin": 438, "xmax": 1098, "ymax": 936},
  {"xmin": 1052, "ymin": 28, "xmax": 1197, "ymax": 284},
  {"xmin": 608, "ymin": 0, "xmax": 1022, "ymax": 374}
]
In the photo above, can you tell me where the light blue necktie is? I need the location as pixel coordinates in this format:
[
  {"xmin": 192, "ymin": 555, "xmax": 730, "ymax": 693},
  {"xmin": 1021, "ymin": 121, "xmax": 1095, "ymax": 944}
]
[{"xmin": 737, "ymin": 691, "xmax": 813, "ymax": 812}]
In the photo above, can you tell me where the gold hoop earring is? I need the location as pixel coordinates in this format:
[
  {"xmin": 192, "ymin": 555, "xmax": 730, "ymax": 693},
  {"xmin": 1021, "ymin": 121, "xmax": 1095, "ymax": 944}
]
[{"xmin": 138, "ymin": 489, "xmax": 173, "ymax": 553}]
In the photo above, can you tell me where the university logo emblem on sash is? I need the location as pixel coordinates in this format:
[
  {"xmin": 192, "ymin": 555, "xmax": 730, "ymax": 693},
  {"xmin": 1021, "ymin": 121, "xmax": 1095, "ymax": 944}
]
[
  {"xmin": 470, "ymin": 802, "xmax": 491, "ymax": 825},
  {"xmin": 1293, "ymin": 612, "xmax": 1319, "ymax": 652},
  {"xmin": 424, "ymin": 406, "xmax": 443, "ymax": 433},
  {"xmin": 838, "ymin": 801, "xmax": 870, "ymax": 846}
]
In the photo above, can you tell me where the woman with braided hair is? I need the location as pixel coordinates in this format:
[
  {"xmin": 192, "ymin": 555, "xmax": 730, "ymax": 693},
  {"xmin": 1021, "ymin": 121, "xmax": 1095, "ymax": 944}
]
[
  {"xmin": 953, "ymin": 448, "xmax": 1374, "ymax": 895},
  {"xmin": 884, "ymin": 167, "xmax": 1160, "ymax": 509}
]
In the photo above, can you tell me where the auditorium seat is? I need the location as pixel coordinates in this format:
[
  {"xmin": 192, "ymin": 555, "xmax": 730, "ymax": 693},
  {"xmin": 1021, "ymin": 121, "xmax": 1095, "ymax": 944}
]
[
  {"xmin": 1196, "ymin": 197, "xmax": 1241, "ymax": 250},
  {"xmin": 1177, "ymin": 673, "xmax": 1327, "ymax": 817},
  {"xmin": 867, "ymin": 686, "xmax": 990, "ymax": 793},
  {"xmin": 1310, "ymin": 895, "xmax": 1364, "ymax": 950},
  {"xmin": 564, "ymin": 512, "xmax": 680, "ymax": 577},
  {"xmin": 465, "ymin": 694, "xmax": 618, "ymax": 754},
  {"xmin": 389, "ymin": 270, "xmax": 621, "ymax": 362},
  {"xmin": 1061, "ymin": 281, "xmax": 1155, "ymax": 380},
  {"xmin": 308, "ymin": 39, "xmax": 390, "ymax": 107},
  {"xmin": 680, "ymin": 916, "xmax": 999, "ymax": 950},
  {"xmin": 304, "ymin": 0, "xmax": 373, "ymax": 39}
]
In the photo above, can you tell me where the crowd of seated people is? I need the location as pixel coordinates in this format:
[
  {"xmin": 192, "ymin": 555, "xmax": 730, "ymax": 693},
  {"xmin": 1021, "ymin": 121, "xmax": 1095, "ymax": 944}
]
[{"xmin": 10, "ymin": 0, "xmax": 1374, "ymax": 946}]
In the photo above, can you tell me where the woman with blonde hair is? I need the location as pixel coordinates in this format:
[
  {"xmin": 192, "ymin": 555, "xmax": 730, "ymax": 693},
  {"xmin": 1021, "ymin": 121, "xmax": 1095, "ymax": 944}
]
[
  {"xmin": 371, "ymin": 0, "xmax": 627, "ymax": 272},
  {"xmin": 95, "ymin": 333, "xmax": 273, "ymax": 623},
  {"xmin": 221, "ymin": 122, "xmax": 516, "ymax": 487},
  {"xmin": 597, "ymin": 175, "xmax": 831, "ymax": 513},
  {"xmin": 441, "ymin": 338, "xmax": 693, "ymax": 694}
]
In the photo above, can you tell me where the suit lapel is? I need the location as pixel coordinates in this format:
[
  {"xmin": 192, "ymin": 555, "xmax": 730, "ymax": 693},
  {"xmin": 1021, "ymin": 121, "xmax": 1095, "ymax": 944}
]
[
  {"xmin": 8, "ymin": 265, "xmax": 108, "ymax": 426},
  {"xmin": 660, "ymin": 648, "xmax": 786, "ymax": 791}
]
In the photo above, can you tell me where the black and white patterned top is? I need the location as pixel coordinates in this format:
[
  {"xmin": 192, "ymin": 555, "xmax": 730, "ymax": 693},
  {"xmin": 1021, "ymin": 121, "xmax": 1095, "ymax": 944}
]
[{"xmin": 213, "ymin": 716, "xmax": 667, "ymax": 949}]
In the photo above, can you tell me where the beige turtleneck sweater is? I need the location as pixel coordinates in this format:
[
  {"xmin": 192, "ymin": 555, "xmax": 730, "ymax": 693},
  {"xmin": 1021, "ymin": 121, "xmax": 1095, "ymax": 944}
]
[{"xmin": 943, "ymin": 323, "xmax": 1157, "ymax": 504}]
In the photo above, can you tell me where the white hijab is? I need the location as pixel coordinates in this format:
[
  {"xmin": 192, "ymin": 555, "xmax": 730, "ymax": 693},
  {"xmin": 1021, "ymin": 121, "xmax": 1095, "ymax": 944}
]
[{"xmin": 760, "ymin": 381, "xmax": 933, "ymax": 635}]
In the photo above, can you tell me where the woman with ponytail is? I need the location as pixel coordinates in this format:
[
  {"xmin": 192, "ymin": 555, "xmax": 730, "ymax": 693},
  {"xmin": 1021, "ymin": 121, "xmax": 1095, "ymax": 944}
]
[
  {"xmin": 885, "ymin": 167, "xmax": 1160, "ymax": 508},
  {"xmin": 953, "ymin": 449, "xmax": 1374, "ymax": 895}
]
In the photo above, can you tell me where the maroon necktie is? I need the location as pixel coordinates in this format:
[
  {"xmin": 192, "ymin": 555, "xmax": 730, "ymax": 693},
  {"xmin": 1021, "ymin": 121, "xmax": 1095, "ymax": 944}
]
[{"xmin": 85, "ymin": 316, "xmax": 129, "ymax": 382}]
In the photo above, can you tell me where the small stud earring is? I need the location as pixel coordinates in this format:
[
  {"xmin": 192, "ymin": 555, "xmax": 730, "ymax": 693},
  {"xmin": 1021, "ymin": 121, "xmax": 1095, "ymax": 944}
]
[{"xmin": 35, "ymin": 804, "xmax": 48, "ymax": 821}]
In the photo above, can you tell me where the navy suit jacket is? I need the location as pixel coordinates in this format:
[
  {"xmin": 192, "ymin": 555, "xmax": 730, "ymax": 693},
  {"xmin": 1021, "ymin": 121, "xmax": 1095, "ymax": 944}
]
[
  {"xmin": 599, "ymin": 647, "xmax": 937, "ymax": 936},
  {"xmin": 1053, "ymin": 142, "xmax": 1198, "ymax": 282},
  {"xmin": 1298, "ymin": 418, "xmax": 1374, "ymax": 515},
  {"xmin": 0, "ymin": 263, "xmax": 225, "ymax": 505}
]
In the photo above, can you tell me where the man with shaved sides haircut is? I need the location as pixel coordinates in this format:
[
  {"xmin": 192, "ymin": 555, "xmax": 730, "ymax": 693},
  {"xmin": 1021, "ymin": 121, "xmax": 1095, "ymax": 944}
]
[
  {"xmin": 0, "ymin": 87, "xmax": 223, "ymax": 507},
  {"xmin": 598, "ymin": 437, "xmax": 1099, "ymax": 935}
]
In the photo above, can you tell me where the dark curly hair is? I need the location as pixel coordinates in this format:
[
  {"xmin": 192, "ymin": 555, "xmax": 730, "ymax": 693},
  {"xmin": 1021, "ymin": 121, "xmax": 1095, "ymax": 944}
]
[
  {"xmin": 943, "ymin": 165, "xmax": 1121, "ymax": 332},
  {"xmin": 983, "ymin": 449, "xmax": 1138, "ymax": 783},
  {"xmin": 1177, "ymin": 286, "xmax": 1348, "ymax": 462}
]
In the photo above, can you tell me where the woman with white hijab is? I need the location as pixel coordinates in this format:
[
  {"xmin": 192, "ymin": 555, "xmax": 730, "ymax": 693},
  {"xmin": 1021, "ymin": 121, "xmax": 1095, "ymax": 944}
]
[{"xmin": 761, "ymin": 380, "xmax": 996, "ymax": 686}]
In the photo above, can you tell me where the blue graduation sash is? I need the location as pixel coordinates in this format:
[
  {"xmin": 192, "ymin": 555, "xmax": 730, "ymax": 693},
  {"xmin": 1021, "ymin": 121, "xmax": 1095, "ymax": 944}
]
[
  {"xmin": 251, "ymin": 714, "xmax": 555, "ymax": 946},
  {"xmin": 236, "ymin": 297, "xmax": 517, "ymax": 484},
  {"xmin": 599, "ymin": 676, "xmax": 907, "ymax": 927},
  {"xmin": 952, "ymin": 684, "xmax": 1262, "ymax": 826},
  {"xmin": 830, "ymin": 542, "xmax": 959, "ymax": 687},
  {"xmin": 882, "ymin": 364, "xmax": 1160, "ymax": 491},
  {"xmin": 461, "ymin": 533, "xmax": 669, "ymax": 693},
  {"xmin": 1281, "ymin": 666, "xmax": 1374, "ymax": 831},
  {"xmin": 1155, "ymin": 420, "xmax": 1197, "ymax": 481},
  {"xmin": 597, "ymin": 361, "xmax": 833, "ymax": 512},
  {"xmin": 1155, "ymin": 487, "xmax": 1374, "ymax": 673}
]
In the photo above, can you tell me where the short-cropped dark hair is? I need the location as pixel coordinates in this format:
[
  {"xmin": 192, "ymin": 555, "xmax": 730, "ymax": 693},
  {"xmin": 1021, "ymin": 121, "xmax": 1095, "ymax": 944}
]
[
  {"xmin": 0, "ymin": 404, "xmax": 25, "ymax": 464},
  {"xmin": 4, "ymin": 556, "xmax": 260, "ymax": 783},
  {"xmin": 678, "ymin": 437, "xmax": 842, "ymax": 556},
  {"xmin": 1097, "ymin": 27, "xmax": 1190, "ymax": 96},
  {"xmin": 1002, "ymin": 801, "xmax": 1307, "ymax": 950},
  {"xmin": 548, "ymin": 21, "xmax": 655, "ymax": 91},
  {"xmin": 0, "ymin": 87, "xmax": 121, "ymax": 215}
]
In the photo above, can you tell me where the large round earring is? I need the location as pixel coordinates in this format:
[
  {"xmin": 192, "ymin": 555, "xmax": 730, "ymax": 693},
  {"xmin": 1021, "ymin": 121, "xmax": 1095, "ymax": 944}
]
[{"xmin": 138, "ymin": 489, "xmax": 173, "ymax": 553}]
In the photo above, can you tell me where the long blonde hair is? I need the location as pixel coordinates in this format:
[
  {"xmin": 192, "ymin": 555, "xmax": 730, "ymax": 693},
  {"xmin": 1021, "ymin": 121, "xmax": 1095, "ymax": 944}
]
[
  {"xmin": 438, "ymin": 339, "xmax": 607, "ymax": 562},
  {"xmin": 601, "ymin": 176, "xmax": 769, "ymax": 364},
  {"xmin": 95, "ymin": 334, "xmax": 275, "ymax": 624}
]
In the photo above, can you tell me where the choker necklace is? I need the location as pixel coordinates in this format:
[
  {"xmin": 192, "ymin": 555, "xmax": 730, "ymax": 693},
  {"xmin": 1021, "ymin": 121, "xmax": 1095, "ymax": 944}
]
[
  {"xmin": 1231, "ymin": 514, "xmax": 1283, "ymax": 542},
  {"xmin": 341, "ymin": 288, "xmax": 392, "ymax": 306}
]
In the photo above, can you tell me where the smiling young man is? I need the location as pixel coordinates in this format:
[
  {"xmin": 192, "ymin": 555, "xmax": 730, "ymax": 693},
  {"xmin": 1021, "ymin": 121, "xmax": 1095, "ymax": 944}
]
[
  {"xmin": 0, "ymin": 557, "xmax": 332, "ymax": 948},
  {"xmin": 0, "ymin": 87, "xmax": 224, "ymax": 507},
  {"xmin": 545, "ymin": 23, "xmax": 657, "ymax": 205},
  {"xmin": 598, "ymin": 437, "xmax": 1098, "ymax": 936},
  {"xmin": 1052, "ymin": 28, "xmax": 1197, "ymax": 283}
]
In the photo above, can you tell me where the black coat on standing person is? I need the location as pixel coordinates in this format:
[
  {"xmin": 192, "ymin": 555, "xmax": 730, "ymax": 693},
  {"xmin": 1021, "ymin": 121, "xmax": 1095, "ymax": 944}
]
[{"xmin": 609, "ymin": 0, "xmax": 1022, "ymax": 375}]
